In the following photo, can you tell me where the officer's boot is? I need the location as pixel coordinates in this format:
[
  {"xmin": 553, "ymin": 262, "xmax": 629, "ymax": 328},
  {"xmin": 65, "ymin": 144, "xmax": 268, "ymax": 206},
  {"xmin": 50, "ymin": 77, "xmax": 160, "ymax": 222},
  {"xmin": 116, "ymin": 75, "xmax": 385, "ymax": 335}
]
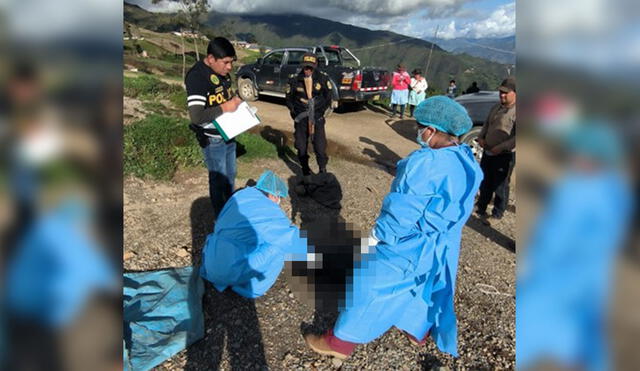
[{"xmin": 301, "ymin": 161, "xmax": 311, "ymax": 176}]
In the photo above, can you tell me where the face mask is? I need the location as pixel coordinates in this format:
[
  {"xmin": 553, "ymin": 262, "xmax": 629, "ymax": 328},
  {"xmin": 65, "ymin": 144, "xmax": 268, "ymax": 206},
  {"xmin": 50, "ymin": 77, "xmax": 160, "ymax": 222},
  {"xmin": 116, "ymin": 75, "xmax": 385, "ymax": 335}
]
[{"xmin": 416, "ymin": 127, "xmax": 434, "ymax": 148}]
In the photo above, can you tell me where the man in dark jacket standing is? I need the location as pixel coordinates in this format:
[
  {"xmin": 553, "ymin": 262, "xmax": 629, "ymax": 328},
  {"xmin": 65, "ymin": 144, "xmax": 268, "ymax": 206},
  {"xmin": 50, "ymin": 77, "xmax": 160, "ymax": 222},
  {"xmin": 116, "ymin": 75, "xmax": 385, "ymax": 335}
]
[{"xmin": 285, "ymin": 53, "xmax": 332, "ymax": 176}]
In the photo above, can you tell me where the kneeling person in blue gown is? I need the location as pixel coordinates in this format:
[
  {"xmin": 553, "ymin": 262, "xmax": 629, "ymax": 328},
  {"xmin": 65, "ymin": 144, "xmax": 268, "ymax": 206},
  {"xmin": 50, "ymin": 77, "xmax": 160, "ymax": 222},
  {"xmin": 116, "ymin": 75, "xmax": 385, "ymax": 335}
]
[
  {"xmin": 200, "ymin": 170, "xmax": 307, "ymax": 298},
  {"xmin": 304, "ymin": 96, "xmax": 484, "ymax": 359}
]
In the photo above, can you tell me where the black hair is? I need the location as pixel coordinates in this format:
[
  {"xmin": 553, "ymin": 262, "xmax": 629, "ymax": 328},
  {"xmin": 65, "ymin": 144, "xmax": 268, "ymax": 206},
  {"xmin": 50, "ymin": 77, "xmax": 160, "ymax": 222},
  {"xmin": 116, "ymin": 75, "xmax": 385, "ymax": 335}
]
[
  {"xmin": 412, "ymin": 68, "xmax": 422, "ymax": 75},
  {"xmin": 207, "ymin": 37, "xmax": 236, "ymax": 60},
  {"xmin": 450, "ymin": 79, "xmax": 456, "ymax": 84}
]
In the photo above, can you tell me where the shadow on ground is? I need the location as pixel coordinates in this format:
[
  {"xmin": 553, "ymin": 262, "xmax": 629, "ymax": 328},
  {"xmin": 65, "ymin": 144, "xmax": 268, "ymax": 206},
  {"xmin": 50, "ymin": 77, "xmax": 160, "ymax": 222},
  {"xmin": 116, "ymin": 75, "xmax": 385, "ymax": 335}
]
[
  {"xmin": 419, "ymin": 352, "xmax": 446, "ymax": 370},
  {"xmin": 365, "ymin": 102, "xmax": 390, "ymax": 115},
  {"xmin": 333, "ymin": 102, "xmax": 366, "ymax": 114},
  {"xmin": 386, "ymin": 118, "xmax": 418, "ymax": 143},
  {"xmin": 259, "ymin": 125, "xmax": 302, "ymax": 176},
  {"xmin": 359, "ymin": 136, "xmax": 401, "ymax": 176},
  {"xmin": 184, "ymin": 285, "xmax": 269, "ymax": 371},
  {"xmin": 186, "ymin": 197, "xmax": 269, "ymax": 370},
  {"xmin": 466, "ymin": 215, "xmax": 516, "ymax": 253}
]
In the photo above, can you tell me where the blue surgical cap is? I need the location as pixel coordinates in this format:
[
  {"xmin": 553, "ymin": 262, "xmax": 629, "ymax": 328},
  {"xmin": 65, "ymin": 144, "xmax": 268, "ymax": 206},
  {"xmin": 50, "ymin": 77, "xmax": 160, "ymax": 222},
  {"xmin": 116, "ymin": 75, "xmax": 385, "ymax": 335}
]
[
  {"xmin": 256, "ymin": 170, "xmax": 288, "ymax": 198},
  {"xmin": 414, "ymin": 96, "xmax": 473, "ymax": 136}
]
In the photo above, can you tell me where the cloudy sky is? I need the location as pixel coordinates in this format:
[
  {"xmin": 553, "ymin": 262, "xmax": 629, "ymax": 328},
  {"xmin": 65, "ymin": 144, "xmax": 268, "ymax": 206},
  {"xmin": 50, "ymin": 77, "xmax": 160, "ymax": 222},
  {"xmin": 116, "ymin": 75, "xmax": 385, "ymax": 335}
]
[{"xmin": 127, "ymin": 0, "xmax": 515, "ymax": 40}]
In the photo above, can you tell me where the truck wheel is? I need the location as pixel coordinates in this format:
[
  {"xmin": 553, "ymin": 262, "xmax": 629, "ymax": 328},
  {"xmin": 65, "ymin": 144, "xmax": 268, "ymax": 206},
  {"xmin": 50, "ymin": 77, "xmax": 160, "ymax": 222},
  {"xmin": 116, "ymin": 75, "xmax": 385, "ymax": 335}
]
[
  {"xmin": 238, "ymin": 78, "xmax": 258, "ymax": 101},
  {"xmin": 460, "ymin": 126, "xmax": 483, "ymax": 162}
]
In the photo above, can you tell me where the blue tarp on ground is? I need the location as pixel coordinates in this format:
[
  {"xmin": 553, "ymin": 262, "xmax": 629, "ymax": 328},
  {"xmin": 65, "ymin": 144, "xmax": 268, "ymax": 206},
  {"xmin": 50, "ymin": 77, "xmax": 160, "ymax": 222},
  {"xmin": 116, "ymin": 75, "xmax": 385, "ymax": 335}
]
[{"xmin": 123, "ymin": 266, "xmax": 204, "ymax": 371}]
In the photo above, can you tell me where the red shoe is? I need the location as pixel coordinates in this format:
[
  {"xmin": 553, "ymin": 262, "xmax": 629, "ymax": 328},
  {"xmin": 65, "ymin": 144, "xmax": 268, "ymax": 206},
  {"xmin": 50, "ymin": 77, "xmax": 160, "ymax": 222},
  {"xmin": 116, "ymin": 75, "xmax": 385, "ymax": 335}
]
[{"xmin": 403, "ymin": 330, "xmax": 429, "ymax": 346}]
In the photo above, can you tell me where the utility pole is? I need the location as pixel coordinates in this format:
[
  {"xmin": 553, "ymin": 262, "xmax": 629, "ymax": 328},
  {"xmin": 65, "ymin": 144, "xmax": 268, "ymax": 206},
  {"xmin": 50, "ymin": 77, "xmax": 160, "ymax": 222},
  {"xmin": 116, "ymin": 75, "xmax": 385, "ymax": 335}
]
[{"xmin": 425, "ymin": 25, "xmax": 440, "ymax": 77}]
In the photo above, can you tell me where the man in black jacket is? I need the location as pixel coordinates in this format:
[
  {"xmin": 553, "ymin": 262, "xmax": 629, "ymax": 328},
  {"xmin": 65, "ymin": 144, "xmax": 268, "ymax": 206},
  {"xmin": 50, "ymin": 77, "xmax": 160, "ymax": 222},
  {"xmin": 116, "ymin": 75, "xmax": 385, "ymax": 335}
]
[
  {"xmin": 184, "ymin": 37, "xmax": 242, "ymax": 218},
  {"xmin": 285, "ymin": 53, "xmax": 332, "ymax": 176}
]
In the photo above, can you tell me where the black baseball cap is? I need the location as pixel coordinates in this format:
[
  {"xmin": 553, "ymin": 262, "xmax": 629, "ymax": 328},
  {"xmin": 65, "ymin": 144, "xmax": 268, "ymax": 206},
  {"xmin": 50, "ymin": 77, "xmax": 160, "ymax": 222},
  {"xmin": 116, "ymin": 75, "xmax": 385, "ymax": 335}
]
[{"xmin": 498, "ymin": 76, "xmax": 516, "ymax": 93}]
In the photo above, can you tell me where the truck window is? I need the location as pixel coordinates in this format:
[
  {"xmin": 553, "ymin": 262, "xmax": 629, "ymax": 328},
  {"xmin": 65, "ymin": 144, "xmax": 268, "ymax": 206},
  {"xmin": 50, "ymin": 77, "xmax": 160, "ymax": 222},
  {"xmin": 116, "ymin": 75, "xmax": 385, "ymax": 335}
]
[
  {"xmin": 263, "ymin": 51, "xmax": 284, "ymax": 65},
  {"xmin": 286, "ymin": 50, "xmax": 306, "ymax": 65},
  {"xmin": 339, "ymin": 49, "xmax": 359, "ymax": 68},
  {"xmin": 322, "ymin": 49, "xmax": 341, "ymax": 65}
]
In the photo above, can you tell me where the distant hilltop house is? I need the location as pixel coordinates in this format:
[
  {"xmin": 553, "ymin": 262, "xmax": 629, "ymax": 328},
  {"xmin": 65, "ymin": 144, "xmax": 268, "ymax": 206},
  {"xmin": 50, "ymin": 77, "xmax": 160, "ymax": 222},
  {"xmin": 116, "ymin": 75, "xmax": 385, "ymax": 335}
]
[
  {"xmin": 123, "ymin": 34, "xmax": 144, "ymax": 41},
  {"xmin": 173, "ymin": 30, "xmax": 209, "ymax": 40},
  {"xmin": 246, "ymin": 44, "xmax": 272, "ymax": 53},
  {"xmin": 232, "ymin": 40, "xmax": 250, "ymax": 48}
]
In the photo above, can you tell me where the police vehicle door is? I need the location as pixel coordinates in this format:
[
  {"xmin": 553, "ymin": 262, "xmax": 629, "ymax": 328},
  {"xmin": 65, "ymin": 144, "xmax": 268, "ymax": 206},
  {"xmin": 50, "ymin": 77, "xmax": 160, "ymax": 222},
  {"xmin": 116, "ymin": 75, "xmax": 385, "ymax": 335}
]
[{"xmin": 257, "ymin": 50, "xmax": 284, "ymax": 92}]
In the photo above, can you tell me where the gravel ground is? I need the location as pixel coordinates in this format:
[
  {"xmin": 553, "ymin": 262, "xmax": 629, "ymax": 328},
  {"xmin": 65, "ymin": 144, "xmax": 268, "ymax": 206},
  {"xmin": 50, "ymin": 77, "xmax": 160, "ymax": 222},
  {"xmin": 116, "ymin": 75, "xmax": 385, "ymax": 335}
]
[{"xmin": 124, "ymin": 154, "xmax": 516, "ymax": 370}]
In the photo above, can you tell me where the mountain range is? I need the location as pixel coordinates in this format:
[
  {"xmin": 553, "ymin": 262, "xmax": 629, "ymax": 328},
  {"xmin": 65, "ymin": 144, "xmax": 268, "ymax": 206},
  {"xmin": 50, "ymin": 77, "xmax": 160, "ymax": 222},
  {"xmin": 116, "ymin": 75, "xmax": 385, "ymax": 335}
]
[
  {"xmin": 425, "ymin": 36, "xmax": 515, "ymax": 65},
  {"xmin": 124, "ymin": 3, "xmax": 510, "ymax": 92}
]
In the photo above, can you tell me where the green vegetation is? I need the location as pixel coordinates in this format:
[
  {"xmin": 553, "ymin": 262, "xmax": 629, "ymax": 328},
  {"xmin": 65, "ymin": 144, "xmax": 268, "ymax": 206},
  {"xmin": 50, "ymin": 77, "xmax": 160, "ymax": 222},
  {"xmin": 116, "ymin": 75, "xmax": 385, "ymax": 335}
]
[
  {"xmin": 124, "ymin": 115, "xmax": 278, "ymax": 180},
  {"xmin": 124, "ymin": 75, "xmax": 181, "ymax": 98},
  {"xmin": 142, "ymin": 101, "xmax": 173, "ymax": 115},
  {"xmin": 168, "ymin": 90, "xmax": 187, "ymax": 110},
  {"xmin": 124, "ymin": 39, "xmax": 199, "ymax": 64},
  {"xmin": 124, "ymin": 115, "xmax": 194, "ymax": 180},
  {"xmin": 124, "ymin": 74, "xmax": 186, "ymax": 112},
  {"xmin": 235, "ymin": 130, "xmax": 279, "ymax": 162},
  {"xmin": 241, "ymin": 49, "xmax": 262, "ymax": 65}
]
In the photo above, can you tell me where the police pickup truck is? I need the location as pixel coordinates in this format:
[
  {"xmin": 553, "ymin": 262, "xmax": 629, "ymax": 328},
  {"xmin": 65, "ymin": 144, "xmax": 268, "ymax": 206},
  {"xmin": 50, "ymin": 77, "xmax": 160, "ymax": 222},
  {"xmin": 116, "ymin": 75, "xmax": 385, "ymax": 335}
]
[{"xmin": 236, "ymin": 45, "xmax": 390, "ymax": 110}]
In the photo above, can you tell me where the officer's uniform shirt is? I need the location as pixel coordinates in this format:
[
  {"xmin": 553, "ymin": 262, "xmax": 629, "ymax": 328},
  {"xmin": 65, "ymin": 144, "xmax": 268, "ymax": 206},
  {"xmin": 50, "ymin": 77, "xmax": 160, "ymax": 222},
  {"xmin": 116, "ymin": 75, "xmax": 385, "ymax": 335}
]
[
  {"xmin": 285, "ymin": 69, "xmax": 332, "ymax": 121},
  {"xmin": 185, "ymin": 61, "xmax": 234, "ymax": 137}
]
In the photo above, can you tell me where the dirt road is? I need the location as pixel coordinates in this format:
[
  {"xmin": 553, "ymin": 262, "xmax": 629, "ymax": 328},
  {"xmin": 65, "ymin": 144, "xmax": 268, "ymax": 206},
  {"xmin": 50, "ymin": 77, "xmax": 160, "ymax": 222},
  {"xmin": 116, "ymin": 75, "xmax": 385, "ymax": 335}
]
[{"xmin": 249, "ymin": 96, "xmax": 419, "ymax": 171}]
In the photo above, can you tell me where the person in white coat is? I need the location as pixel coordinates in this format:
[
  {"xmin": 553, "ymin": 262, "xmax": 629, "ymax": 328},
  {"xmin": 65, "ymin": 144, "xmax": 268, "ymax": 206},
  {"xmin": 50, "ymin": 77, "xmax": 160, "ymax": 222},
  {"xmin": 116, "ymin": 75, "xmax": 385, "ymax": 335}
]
[{"xmin": 408, "ymin": 69, "xmax": 428, "ymax": 117}]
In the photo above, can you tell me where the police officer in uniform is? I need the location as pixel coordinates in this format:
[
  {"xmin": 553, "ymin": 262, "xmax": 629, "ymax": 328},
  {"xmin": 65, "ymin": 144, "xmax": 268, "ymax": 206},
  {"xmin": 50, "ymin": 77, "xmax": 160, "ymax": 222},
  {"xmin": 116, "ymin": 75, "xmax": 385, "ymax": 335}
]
[
  {"xmin": 285, "ymin": 52, "xmax": 332, "ymax": 176},
  {"xmin": 185, "ymin": 37, "xmax": 242, "ymax": 218}
]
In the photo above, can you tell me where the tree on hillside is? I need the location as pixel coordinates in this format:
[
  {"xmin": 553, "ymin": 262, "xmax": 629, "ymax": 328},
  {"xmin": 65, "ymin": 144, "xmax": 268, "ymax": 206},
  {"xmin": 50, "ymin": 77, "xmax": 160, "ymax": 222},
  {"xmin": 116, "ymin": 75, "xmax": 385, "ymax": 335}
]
[
  {"xmin": 237, "ymin": 32, "xmax": 257, "ymax": 44},
  {"xmin": 215, "ymin": 19, "xmax": 235, "ymax": 40},
  {"xmin": 179, "ymin": 0, "xmax": 208, "ymax": 60},
  {"xmin": 152, "ymin": 0, "xmax": 209, "ymax": 79}
]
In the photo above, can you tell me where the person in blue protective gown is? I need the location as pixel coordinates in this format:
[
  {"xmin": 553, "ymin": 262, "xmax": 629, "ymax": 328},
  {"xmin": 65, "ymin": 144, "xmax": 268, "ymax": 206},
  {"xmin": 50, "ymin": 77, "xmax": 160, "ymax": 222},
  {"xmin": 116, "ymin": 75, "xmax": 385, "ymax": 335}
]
[
  {"xmin": 517, "ymin": 123, "xmax": 632, "ymax": 371},
  {"xmin": 200, "ymin": 170, "xmax": 308, "ymax": 298},
  {"xmin": 304, "ymin": 96, "xmax": 484, "ymax": 359}
]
